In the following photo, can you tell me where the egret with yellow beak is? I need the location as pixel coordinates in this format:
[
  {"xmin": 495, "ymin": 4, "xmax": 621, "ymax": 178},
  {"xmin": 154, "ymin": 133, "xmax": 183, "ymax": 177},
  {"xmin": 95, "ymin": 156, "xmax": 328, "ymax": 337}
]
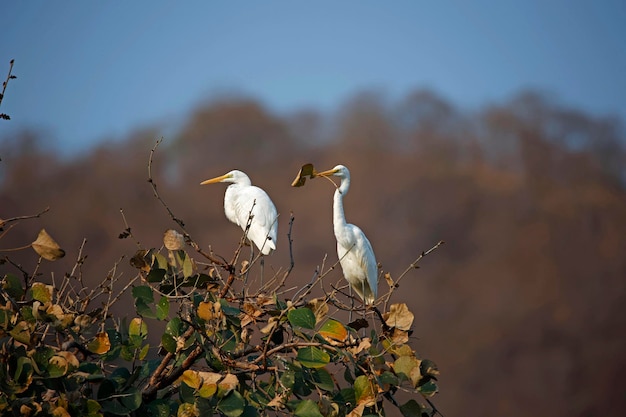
[
  {"xmin": 316, "ymin": 165, "xmax": 378, "ymax": 305},
  {"xmin": 201, "ymin": 170, "xmax": 278, "ymax": 255}
]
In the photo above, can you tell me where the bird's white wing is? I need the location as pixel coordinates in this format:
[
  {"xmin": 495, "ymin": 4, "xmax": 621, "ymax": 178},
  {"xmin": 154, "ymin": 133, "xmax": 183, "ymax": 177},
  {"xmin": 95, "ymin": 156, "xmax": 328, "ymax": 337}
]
[
  {"xmin": 337, "ymin": 223, "xmax": 378, "ymax": 303},
  {"xmin": 232, "ymin": 185, "xmax": 278, "ymax": 255},
  {"xmin": 351, "ymin": 225, "xmax": 378, "ymax": 300}
]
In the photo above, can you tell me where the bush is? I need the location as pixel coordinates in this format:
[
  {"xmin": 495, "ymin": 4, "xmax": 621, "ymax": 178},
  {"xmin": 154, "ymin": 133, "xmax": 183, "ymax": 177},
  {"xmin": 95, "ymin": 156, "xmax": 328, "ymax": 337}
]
[{"xmin": 0, "ymin": 142, "xmax": 441, "ymax": 417}]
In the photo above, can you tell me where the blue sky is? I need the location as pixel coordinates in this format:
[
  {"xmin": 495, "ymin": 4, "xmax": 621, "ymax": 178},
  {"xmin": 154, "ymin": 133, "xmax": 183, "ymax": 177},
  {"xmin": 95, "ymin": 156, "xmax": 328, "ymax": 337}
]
[{"xmin": 2, "ymin": 1, "xmax": 625, "ymax": 153}]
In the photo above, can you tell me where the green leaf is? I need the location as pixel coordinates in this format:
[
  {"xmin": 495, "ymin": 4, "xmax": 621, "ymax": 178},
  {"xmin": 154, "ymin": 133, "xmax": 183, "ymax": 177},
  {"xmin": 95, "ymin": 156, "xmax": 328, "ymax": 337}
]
[
  {"xmin": 288, "ymin": 308, "xmax": 316, "ymax": 330},
  {"xmin": 47, "ymin": 354, "xmax": 69, "ymax": 378},
  {"xmin": 135, "ymin": 298, "xmax": 156, "ymax": 319},
  {"xmin": 86, "ymin": 399, "xmax": 102, "ymax": 414},
  {"xmin": 161, "ymin": 333, "xmax": 176, "ymax": 353},
  {"xmin": 354, "ymin": 375, "xmax": 376, "ymax": 406},
  {"xmin": 139, "ymin": 343, "xmax": 150, "ymax": 360},
  {"xmin": 119, "ymin": 386, "xmax": 142, "ymax": 412},
  {"xmin": 31, "ymin": 282, "xmax": 52, "ymax": 303},
  {"xmin": 154, "ymin": 253, "xmax": 169, "ymax": 269},
  {"xmin": 399, "ymin": 399, "xmax": 423, "ymax": 417},
  {"xmin": 182, "ymin": 253, "xmax": 194, "ymax": 278},
  {"xmin": 146, "ymin": 268, "xmax": 166, "ymax": 283},
  {"xmin": 311, "ymin": 368, "xmax": 335, "ymax": 392},
  {"xmin": 419, "ymin": 359, "xmax": 440, "ymax": 378},
  {"xmin": 100, "ymin": 399, "xmax": 132, "ymax": 416},
  {"xmin": 219, "ymin": 299, "xmax": 241, "ymax": 316},
  {"xmin": 280, "ymin": 370, "xmax": 295, "ymax": 389},
  {"xmin": 97, "ymin": 378, "xmax": 116, "ymax": 400},
  {"xmin": 217, "ymin": 390, "xmax": 246, "ymax": 417},
  {"xmin": 294, "ymin": 399, "xmax": 324, "ymax": 417},
  {"xmin": 146, "ymin": 400, "xmax": 173, "ymax": 417},
  {"xmin": 335, "ymin": 388, "xmax": 355, "ymax": 407},
  {"xmin": 14, "ymin": 356, "xmax": 33, "ymax": 385},
  {"xmin": 2, "ymin": 273, "xmax": 24, "ymax": 299},
  {"xmin": 296, "ymin": 346, "xmax": 330, "ymax": 368},
  {"xmin": 378, "ymin": 371, "xmax": 399, "ymax": 387},
  {"xmin": 393, "ymin": 355, "xmax": 421, "ymax": 387},
  {"xmin": 165, "ymin": 317, "xmax": 185, "ymax": 337},
  {"xmin": 9, "ymin": 321, "xmax": 31, "ymax": 344},
  {"xmin": 0, "ymin": 308, "xmax": 13, "ymax": 329},
  {"xmin": 31, "ymin": 346, "xmax": 55, "ymax": 374},
  {"xmin": 132, "ymin": 285, "xmax": 154, "ymax": 303},
  {"xmin": 78, "ymin": 363, "xmax": 105, "ymax": 381},
  {"xmin": 156, "ymin": 296, "xmax": 169, "ymax": 320},
  {"xmin": 417, "ymin": 380, "xmax": 438, "ymax": 397}
]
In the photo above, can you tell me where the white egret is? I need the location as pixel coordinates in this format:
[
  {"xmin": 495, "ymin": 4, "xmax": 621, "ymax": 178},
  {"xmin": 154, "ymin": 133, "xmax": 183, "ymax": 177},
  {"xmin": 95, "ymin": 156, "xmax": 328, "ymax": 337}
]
[
  {"xmin": 201, "ymin": 170, "xmax": 278, "ymax": 255},
  {"xmin": 316, "ymin": 165, "xmax": 378, "ymax": 305}
]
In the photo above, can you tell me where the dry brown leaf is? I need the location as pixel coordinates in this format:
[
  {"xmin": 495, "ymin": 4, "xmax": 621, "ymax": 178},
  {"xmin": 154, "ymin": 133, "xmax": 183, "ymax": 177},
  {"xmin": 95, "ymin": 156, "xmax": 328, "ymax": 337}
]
[
  {"xmin": 307, "ymin": 298, "xmax": 329, "ymax": 323},
  {"xmin": 291, "ymin": 163, "xmax": 317, "ymax": 187},
  {"xmin": 31, "ymin": 229, "xmax": 65, "ymax": 261},
  {"xmin": 384, "ymin": 272, "xmax": 395, "ymax": 288},
  {"xmin": 383, "ymin": 303, "xmax": 414, "ymax": 331},
  {"xmin": 163, "ymin": 229, "xmax": 185, "ymax": 251}
]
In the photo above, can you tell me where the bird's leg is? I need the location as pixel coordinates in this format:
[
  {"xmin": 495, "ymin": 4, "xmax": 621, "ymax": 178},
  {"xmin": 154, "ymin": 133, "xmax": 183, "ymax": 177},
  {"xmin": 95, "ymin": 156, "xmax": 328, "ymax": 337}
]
[
  {"xmin": 260, "ymin": 256, "xmax": 265, "ymax": 286},
  {"xmin": 348, "ymin": 285, "xmax": 354, "ymax": 323},
  {"xmin": 243, "ymin": 242, "xmax": 254, "ymax": 293}
]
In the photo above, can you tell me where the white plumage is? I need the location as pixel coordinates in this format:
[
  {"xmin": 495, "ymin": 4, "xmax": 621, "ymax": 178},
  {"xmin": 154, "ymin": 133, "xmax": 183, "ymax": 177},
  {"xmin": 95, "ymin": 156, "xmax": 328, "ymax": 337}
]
[
  {"xmin": 317, "ymin": 165, "xmax": 378, "ymax": 305},
  {"xmin": 201, "ymin": 170, "xmax": 278, "ymax": 255}
]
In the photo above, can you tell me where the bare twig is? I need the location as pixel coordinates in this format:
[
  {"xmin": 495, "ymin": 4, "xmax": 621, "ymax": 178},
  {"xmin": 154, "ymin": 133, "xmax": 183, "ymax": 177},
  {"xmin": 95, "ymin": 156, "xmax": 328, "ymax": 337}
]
[
  {"xmin": 381, "ymin": 240, "xmax": 445, "ymax": 307},
  {"xmin": 0, "ymin": 59, "xmax": 16, "ymax": 120},
  {"xmin": 147, "ymin": 139, "xmax": 231, "ymax": 272},
  {"xmin": 0, "ymin": 206, "xmax": 50, "ymax": 233}
]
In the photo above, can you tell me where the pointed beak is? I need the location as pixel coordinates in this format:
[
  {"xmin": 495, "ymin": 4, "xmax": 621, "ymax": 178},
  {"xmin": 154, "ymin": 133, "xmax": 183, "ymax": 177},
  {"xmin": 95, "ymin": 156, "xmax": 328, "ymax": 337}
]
[
  {"xmin": 316, "ymin": 168, "xmax": 339, "ymax": 177},
  {"xmin": 200, "ymin": 173, "xmax": 230, "ymax": 185}
]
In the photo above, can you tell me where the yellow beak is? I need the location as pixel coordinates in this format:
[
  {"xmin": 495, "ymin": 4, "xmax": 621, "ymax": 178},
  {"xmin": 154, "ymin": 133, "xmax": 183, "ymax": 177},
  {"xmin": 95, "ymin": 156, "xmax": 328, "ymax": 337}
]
[
  {"xmin": 315, "ymin": 168, "xmax": 339, "ymax": 177},
  {"xmin": 200, "ymin": 173, "xmax": 231, "ymax": 185}
]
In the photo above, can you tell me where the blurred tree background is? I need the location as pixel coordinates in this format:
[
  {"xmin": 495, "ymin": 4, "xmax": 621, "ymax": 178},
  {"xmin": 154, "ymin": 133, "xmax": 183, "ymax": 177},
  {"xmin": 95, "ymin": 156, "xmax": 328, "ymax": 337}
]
[{"xmin": 2, "ymin": 88, "xmax": 625, "ymax": 416}]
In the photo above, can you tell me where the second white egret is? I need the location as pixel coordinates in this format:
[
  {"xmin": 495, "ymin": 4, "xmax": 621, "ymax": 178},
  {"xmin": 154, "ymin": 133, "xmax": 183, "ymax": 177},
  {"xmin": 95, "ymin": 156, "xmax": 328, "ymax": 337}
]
[
  {"xmin": 201, "ymin": 170, "xmax": 278, "ymax": 255},
  {"xmin": 316, "ymin": 165, "xmax": 378, "ymax": 305}
]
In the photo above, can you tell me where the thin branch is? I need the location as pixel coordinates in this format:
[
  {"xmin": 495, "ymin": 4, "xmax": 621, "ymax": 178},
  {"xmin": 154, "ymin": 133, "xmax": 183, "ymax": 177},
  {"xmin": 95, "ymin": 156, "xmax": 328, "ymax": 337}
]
[
  {"xmin": 381, "ymin": 240, "xmax": 445, "ymax": 307},
  {"xmin": 0, "ymin": 59, "xmax": 16, "ymax": 119},
  {"xmin": 147, "ymin": 138, "xmax": 230, "ymax": 273},
  {"xmin": 0, "ymin": 206, "xmax": 50, "ymax": 230}
]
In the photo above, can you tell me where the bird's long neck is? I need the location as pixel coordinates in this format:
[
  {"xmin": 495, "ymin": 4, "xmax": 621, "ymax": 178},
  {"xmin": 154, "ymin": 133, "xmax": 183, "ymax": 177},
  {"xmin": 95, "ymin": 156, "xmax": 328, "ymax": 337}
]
[{"xmin": 332, "ymin": 177, "xmax": 350, "ymax": 236}]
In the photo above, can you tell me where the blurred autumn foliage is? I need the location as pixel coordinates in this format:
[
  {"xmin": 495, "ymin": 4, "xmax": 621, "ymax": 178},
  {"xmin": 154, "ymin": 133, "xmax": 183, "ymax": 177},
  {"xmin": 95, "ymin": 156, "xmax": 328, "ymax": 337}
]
[{"xmin": 2, "ymin": 88, "xmax": 626, "ymax": 416}]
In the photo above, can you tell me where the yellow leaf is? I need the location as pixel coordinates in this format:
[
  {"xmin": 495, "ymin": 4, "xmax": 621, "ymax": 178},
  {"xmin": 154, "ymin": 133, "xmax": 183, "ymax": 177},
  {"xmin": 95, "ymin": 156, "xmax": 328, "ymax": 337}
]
[
  {"xmin": 197, "ymin": 371, "xmax": 221, "ymax": 398},
  {"xmin": 177, "ymin": 402, "xmax": 199, "ymax": 417},
  {"xmin": 291, "ymin": 163, "xmax": 318, "ymax": 187},
  {"xmin": 383, "ymin": 303, "xmax": 414, "ymax": 331},
  {"xmin": 347, "ymin": 403, "xmax": 365, "ymax": 417},
  {"xmin": 180, "ymin": 370, "xmax": 201, "ymax": 389},
  {"xmin": 56, "ymin": 351, "xmax": 79, "ymax": 370},
  {"xmin": 31, "ymin": 229, "xmax": 65, "ymax": 261},
  {"xmin": 52, "ymin": 407, "xmax": 71, "ymax": 417},
  {"xmin": 319, "ymin": 319, "xmax": 348, "ymax": 344},
  {"xmin": 87, "ymin": 332, "xmax": 111, "ymax": 354},
  {"xmin": 197, "ymin": 301, "xmax": 216, "ymax": 321},
  {"xmin": 129, "ymin": 317, "xmax": 148, "ymax": 337}
]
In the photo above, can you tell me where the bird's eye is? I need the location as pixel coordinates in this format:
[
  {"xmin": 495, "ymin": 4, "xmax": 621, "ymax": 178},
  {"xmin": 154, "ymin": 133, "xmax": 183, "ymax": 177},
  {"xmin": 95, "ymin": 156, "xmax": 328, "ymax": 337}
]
[{"xmin": 267, "ymin": 237, "xmax": 273, "ymax": 241}]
